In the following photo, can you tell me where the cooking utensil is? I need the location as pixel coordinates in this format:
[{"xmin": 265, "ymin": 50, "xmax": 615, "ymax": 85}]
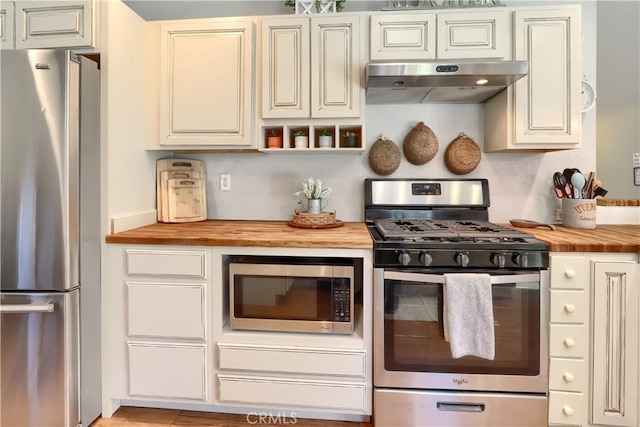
[
  {"xmin": 553, "ymin": 172, "xmax": 572, "ymax": 199},
  {"xmin": 509, "ymin": 219, "xmax": 557, "ymax": 231},
  {"xmin": 570, "ymin": 172, "xmax": 586, "ymax": 199}
]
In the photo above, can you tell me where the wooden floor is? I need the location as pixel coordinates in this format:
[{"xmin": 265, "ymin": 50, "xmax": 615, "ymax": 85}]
[{"xmin": 89, "ymin": 407, "xmax": 373, "ymax": 427}]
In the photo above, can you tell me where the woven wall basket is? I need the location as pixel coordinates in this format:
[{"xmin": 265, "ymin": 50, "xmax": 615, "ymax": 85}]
[
  {"xmin": 444, "ymin": 132, "xmax": 481, "ymax": 175},
  {"xmin": 403, "ymin": 122, "xmax": 439, "ymax": 165},
  {"xmin": 369, "ymin": 135, "xmax": 401, "ymax": 176}
]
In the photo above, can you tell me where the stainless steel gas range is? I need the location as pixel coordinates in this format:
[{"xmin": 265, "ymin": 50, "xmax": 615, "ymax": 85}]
[{"xmin": 366, "ymin": 178, "xmax": 550, "ymax": 427}]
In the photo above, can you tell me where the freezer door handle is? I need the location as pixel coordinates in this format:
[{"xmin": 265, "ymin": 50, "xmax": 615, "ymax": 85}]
[{"xmin": 0, "ymin": 303, "xmax": 55, "ymax": 313}]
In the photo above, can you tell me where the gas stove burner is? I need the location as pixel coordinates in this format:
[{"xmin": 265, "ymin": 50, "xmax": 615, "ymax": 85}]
[
  {"xmin": 374, "ymin": 219, "xmax": 533, "ymax": 240},
  {"xmin": 364, "ymin": 178, "xmax": 549, "ymax": 269}
]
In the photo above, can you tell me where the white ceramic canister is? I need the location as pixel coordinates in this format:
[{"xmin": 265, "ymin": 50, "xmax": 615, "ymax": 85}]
[{"xmin": 562, "ymin": 198, "xmax": 597, "ymax": 229}]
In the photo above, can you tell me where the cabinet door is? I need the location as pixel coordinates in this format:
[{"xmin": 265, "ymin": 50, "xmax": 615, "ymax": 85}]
[
  {"xmin": 311, "ymin": 15, "xmax": 360, "ymax": 118},
  {"xmin": 14, "ymin": 1, "xmax": 92, "ymax": 49},
  {"xmin": 513, "ymin": 8, "xmax": 581, "ymax": 147},
  {"xmin": 436, "ymin": 11, "xmax": 507, "ymax": 59},
  {"xmin": 0, "ymin": 1, "xmax": 14, "ymax": 49},
  {"xmin": 128, "ymin": 342, "xmax": 207, "ymax": 401},
  {"xmin": 369, "ymin": 14, "xmax": 436, "ymax": 60},
  {"xmin": 261, "ymin": 18, "xmax": 309, "ymax": 119},
  {"xmin": 591, "ymin": 261, "xmax": 638, "ymax": 427},
  {"xmin": 159, "ymin": 21, "xmax": 254, "ymax": 147}
]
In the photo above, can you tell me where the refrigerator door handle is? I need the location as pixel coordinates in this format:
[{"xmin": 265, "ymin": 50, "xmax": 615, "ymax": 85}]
[{"xmin": 0, "ymin": 303, "xmax": 55, "ymax": 313}]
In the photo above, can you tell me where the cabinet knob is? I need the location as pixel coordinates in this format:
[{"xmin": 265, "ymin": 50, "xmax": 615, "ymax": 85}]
[
  {"xmin": 563, "ymin": 405, "xmax": 574, "ymax": 416},
  {"xmin": 564, "ymin": 338, "xmax": 576, "ymax": 348},
  {"xmin": 564, "ymin": 269, "xmax": 576, "ymax": 278},
  {"xmin": 564, "ymin": 303, "xmax": 576, "ymax": 313},
  {"xmin": 563, "ymin": 372, "xmax": 575, "ymax": 382}
]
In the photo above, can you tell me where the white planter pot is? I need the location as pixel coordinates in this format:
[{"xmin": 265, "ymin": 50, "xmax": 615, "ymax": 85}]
[
  {"xmin": 294, "ymin": 136, "xmax": 309, "ymax": 148},
  {"xmin": 319, "ymin": 135, "xmax": 333, "ymax": 148}
]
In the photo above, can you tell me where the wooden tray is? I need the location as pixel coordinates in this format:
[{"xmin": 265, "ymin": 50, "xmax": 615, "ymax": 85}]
[{"xmin": 287, "ymin": 220, "xmax": 344, "ymax": 229}]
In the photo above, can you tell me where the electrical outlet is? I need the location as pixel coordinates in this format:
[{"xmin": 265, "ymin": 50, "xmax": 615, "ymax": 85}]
[
  {"xmin": 555, "ymin": 208, "xmax": 563, "ymax": 221},
  {"xmin": 220, "ymin": 174, "xmax": 231, "ymax": 191}
]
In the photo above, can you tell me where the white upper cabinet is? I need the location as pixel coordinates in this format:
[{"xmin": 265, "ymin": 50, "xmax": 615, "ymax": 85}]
[
  {"xmin": 369, "ymin": 10, "xmax": 506, "ymax": 61},
  {"xmin": 370, "ymin": 14, "xmax": 436, "ymax": 60},
  {"xmin": 0, "ymin": 2, "xmax": 14, "ymax": 49},
  {"xmin": 261, "ymin": 15, "xmax": 360, "ymax": 119},
  {"xmin": 159, "ymin": 20, "xmax": 255, "ymax": 148},
  {"xmin": 484, "ymin": 6, "xmax": 582, "ymax": 152},
  {"xmin": 261, "ymin": 17, "xmax": 310, "ymax": 119},
  {"xmin": 10, "ymin": 1, "xmax": 93, "ymax": 49},
  {"xmin": 436, "ymin": 11, "xmax": 507, "ymax": 59}
]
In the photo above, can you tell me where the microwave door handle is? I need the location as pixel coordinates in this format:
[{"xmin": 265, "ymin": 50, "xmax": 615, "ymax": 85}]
[{"xmin": 383, "ymin": 271, "xmax": 540, "ymax": 285}]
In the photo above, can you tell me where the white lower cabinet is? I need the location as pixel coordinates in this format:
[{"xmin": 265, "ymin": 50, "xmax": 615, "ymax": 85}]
[
  {"xmin": 591, "ymin": 261, "xmax": 638, "ymax": 427},
  {"xmin": 218, "ymin": 374, "xmax": 367, "ymax": 411},
  {"xmin": 548, "ymin": 253, "xmax": 639, "ymax": 427},
  {"xmin": 107, "ymin": 245, "xmax": 212, "ymax": 405}
]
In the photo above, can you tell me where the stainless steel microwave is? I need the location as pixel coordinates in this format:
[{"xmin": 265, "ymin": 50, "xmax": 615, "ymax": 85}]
[{"xmin": 228, "ymin": 257, "xmax": 357, "ymax": 334}]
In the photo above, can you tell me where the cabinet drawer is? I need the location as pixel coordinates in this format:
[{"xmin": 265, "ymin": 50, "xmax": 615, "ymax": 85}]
[
  {"xmin": 549, "ymin": 358, "xmax": 587, "ymax": 393},
  {"xmin": 126, "ymin": 249, "xmax": 206, "ymax": 278},
  {"xmin": 128, "ymin": 342, "xmax": 207, "ymax": 401},
  {"xmin": 127, "ymin": 282, "xmax": 205, "ymax": 339},
  {"xmin": 218, "ymin": 374, "xmax": 367, "ymax": 412},
  {"xmin": 550, "ymin": 256, "xmax": 589, "ymax": 289},
  {"xmin": 370, "ymin": 14, "xmax": 436, "ymax": 60},
  {"xmin": 218, "ymin": 343, "xmax": 365, "ymax": 378},
  {"xmin": 549, "ymin": 324, "xmax": 588, "ymax": 358},
  {"xmin": 15, "ymin": 0, "xmax": 92, "ymax": 49},
  {"xmin": 550, "ymin": 290, "xmax": 587, "ymax": 324},
  {"xmin": 548, "ymin": 390, "xmax": 587, "ymax": 426},
  {"xmin": 436, "ymin": 11, "xmax": 507, "ymax": 59}
]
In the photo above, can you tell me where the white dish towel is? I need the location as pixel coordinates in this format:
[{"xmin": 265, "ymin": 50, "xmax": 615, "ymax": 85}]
[{"xmin": 443, "ymin": 273, "xmax": 495, "ymax": 360}]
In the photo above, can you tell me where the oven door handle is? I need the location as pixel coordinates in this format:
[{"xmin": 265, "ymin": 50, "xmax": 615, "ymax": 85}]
[
  {"xmin": 383, "ymin": 271, "xmax": 540, "ymax": 285},
  {"xmin": 437, "ymin": 402, "xmax": 486, "ymax": 413}
]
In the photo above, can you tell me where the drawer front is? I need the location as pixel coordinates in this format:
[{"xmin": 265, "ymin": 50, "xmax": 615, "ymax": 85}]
[
  {"xmin": 550, "ymin": 290, "xmax": 587, "ymax": 324},
  {"xmin": 127, "ymin": 282, "xmax": 205, "ymax": 339},
  {"xmin": 549, "ymin": 358, "xmax": 587, "ymax": 393},
  {"xmin": 370, "ymin": 14, "xmax": 436, "ymax": 60},
  {"xmin": 218, "ymin": 374, "xmax": 367, "ymax": 412},
  {"xmin": 548, "ymin": 390, "xmax": 587, "ymax": 426},
  {"xmin": 15, "ymin": 0, "xmax": 92, "ymax": 49},
  {"xmin": 128, "ymin": 342, "xmax": 207, "ymax": 401},
  {"xmin": 549, "ymin": 324, "xmax": 588, "ymax": 358},
  {"xmin": 218, "ymin": 343, "xmax": 366, "ymax": 378},
  {"xmin": 550, "ymin": 256, "xmax": 589, "ymax": 289},
  {"xmin": 436, "ymin": 11, "xmax": 507, "ymax": 59},
  {"xmin": 126, "ymin": 249, "xmax": 206, "ymax": 278}
]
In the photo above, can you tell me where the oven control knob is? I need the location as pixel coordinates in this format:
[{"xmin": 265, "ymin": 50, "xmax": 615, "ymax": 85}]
[
  {"xmin": 512, "ymin": 252, "xmax": 529, "ymax": 268},
  {"xmin": 455, "ymin": 252, "xmax": 470, "ymax": 267},
  {"xmin": 490, "ymin": 253, "xmax": 506, "ymax": 268},
  {"xmin": 419, "ymin": 252, "xmax": 433, "ymax": 267},
  {"xmin": 398, "ymin": 251, "xmax": 411, "ymax": 266}
]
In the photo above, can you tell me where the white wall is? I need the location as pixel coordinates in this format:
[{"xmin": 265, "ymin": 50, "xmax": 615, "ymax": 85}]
[
  {"xmin": 596, "ymin": 0, "xmax": 640, "ymax": 200},
  {"xmin": 105, "ymin": 1, "xmax": 598, "ymax": 228}
]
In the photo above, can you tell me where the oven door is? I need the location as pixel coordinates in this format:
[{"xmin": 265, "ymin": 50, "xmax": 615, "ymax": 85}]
[{"xmin": 374, "ymin": 269, "xmax": 549, "ymax": 394}]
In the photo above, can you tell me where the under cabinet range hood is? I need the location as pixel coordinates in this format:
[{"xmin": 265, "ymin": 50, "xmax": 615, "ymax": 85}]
[{"xmin": 365, "ymin": 60, "xmax": 528, "ymax": 104}]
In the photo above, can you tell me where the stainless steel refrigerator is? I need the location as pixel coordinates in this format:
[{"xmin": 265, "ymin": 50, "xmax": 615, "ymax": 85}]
[{"xmin": 1, "ymin": 50, "xmax": 101, "ymax": 427}]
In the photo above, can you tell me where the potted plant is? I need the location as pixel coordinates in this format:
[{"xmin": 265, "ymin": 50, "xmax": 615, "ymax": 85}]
[
  {"xmin": 284, "ymin": 0, "xmax": 346, "ymax": 13},
  {"xmin": 319, "ymin": 129, "xmax": 333, "ymax": 148},
  {"xmin": 294, "ymin": 177, "xmax": 332, "ymax": 214},
  {"xmin": 294, "ymin": 130, "xmax": 309, "ymax": 148},
  {"xmin": 343, "ymin": 131, "xmax": 358, "ymax": 148},
  {"xmin": 266, "ymin": 128, "xmax": 282, "ymax": 149}
]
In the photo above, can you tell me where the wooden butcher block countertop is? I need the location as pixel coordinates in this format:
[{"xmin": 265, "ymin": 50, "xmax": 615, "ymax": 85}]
[
  {"xmin": 105, "ymin": 220, "xmax": 373, "ymax": 249},
  {"xmin": 507, "ymin": 224, "xmax": 640, "ymax": 253}
]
